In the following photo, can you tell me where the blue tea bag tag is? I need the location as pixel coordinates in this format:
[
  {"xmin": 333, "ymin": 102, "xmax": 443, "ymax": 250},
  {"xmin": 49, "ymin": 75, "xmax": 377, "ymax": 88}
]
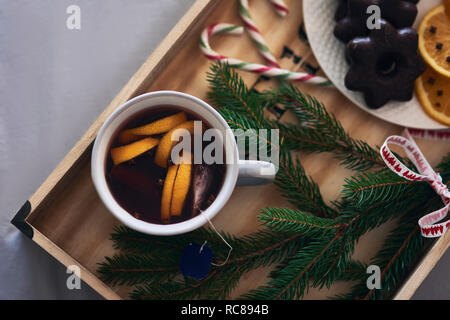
[{"xmin": 179, "ymin": 242, "xmax": 213, "ymax": 280}]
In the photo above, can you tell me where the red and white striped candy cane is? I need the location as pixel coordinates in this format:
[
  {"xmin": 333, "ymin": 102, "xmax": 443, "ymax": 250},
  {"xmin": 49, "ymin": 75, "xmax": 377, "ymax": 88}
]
[
  {"xmin": 380, "ymin": 129, "xmax": 450, "ymax": 238},
  {"xmin": 268, "ymin": 0, "xmax": 289, "ymax": 17},
  {"xmin": 239, "ymin": 0, "xmax": 286, "ymax": 67},
  {"xmin": 199, "ymin": 23, "xmax": 331, "ymax": 85}
]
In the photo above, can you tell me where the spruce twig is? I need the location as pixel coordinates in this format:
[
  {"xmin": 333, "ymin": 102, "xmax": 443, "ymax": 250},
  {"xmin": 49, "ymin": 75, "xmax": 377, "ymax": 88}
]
[
  {"xmin": 269, "ymin": 84, "xmax": 385, "ymax": 171},
  {"xmin": 99, "ymin": 228, "xmax": 305, "ymax": 299},
  {"xmin": 276, "ymin": 151, "xmax": 338, "ymax": 218},
  {"xmin": 208, "ymin": 63, "xmax": 336, "ymax": 217}
]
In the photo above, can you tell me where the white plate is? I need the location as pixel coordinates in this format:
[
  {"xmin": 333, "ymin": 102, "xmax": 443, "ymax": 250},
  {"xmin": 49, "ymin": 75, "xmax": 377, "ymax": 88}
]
[{"xmin": 303, "ymin": 0, "xmax": 448, "ymax": 129}]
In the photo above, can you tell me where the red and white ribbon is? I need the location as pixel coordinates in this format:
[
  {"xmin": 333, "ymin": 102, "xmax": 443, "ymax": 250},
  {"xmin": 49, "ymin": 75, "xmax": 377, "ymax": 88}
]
[
  {"xmin": 199, "ymin": 23, "xmax": 331, "ymax": 85},
  {"xmin": 380, "ymin": 129, "xmax": 450, "ymax": 238},
  {"xmin": 407, "ymin": 128, "xmax": 450, "ymax": 141}
]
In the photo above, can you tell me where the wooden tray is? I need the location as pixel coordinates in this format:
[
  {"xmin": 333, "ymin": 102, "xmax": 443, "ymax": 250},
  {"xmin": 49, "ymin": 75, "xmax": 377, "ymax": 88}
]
[{"xmin": 11, "ymin": 0, "xmax": 450, "ymax": 300}]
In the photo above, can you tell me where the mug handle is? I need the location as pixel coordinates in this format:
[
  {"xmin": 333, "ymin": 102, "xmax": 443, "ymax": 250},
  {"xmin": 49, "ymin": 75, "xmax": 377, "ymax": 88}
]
[{"xmin": 236, "ymin": 160, "xmax": 277, "ymax": 186}]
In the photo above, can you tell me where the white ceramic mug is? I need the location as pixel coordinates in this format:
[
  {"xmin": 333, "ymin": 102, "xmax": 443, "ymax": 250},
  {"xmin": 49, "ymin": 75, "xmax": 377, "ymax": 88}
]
[{"xmin": 91, "ymin": 91, "xmax": 276, "ymax": 235}]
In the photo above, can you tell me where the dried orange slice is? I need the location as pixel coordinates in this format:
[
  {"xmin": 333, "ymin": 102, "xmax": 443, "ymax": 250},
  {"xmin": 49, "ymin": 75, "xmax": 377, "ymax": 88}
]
[
  {"xmin": 110, "ymin": 137, "xmax": 159, "ymax": 165},
  {"xmin": 161, "ymin": 164, "xmax": 178, "ymax": 221},
  {"xmin": 160, "ymin": 154, "xmax": 192, "ymax": 220},
  {"xmin": 418, "ymin": 4, "xmax": 450, "ymax": 78},
  {"xmin": 118, "ymin": 112, "xmax": 187, "ymax": 144},
  {"xmin": 170, "ymin": 161, "xmax": 192, "ymax": 216},
  {"xmin": 415, "ymin": 66, "xmax": 450, "ymax": 126},
  {"xmin": 154, "ymin": 121, "xmax": 196, "ymax": 168}
]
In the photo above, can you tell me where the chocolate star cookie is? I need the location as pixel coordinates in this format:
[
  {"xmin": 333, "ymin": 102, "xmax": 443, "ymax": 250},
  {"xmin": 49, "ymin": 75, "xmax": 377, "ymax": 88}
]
[
  {"xmin": 334, "ymin": 0, "xmax": 419, "ymax": 43},
  {"xmin": 345, "ymin": 20, "xmax": 426, "ymax": 109}
]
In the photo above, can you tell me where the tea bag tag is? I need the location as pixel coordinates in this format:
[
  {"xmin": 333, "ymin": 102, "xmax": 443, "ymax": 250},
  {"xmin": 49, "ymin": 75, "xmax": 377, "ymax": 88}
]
[{"xmin": 179, "ymin": 242, "xmax": 213, "ymax": 280}]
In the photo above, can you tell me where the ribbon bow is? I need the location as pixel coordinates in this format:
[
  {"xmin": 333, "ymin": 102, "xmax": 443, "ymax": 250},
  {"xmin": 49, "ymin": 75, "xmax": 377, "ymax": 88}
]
[{"xmin": 380, "ymin": 129, "xmax": 450, "ymax": 238}]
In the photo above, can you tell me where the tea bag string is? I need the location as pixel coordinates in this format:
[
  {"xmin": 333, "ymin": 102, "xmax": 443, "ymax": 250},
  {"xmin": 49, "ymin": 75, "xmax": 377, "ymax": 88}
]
[{"xmin": 201, "ymin": 213, "xmax": 233, "ymax": 267}]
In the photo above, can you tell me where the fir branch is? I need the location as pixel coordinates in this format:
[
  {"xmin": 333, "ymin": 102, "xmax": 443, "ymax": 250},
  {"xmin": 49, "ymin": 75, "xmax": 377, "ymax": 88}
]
[
  {"xmin": 217, "ymin": 230, "xmax": 303, "ymax": 268},
  {"xmin": 348, "ymin": 167, "xmax": 449, "ymax": 299},
  {"xmin": 111, "ymin": 228, "xmax": 306, "ymax": 299},
  {"xmin": 364, "ymin": 197, "xmax": 444, "ymax": 300},
  {"xmin": 209, "ymin": 63, "xmax": 383, "ymax": 171},
  {"xmin": 364, "ymin": 225, "xmax": 422, "ymax": 300},
  {"xmin": 270, "ymin": 84, "xmax": 384, "ymax": 171},
  {"xmin": 259, "ymin": 207, "xmax": 340, "ymax": 238},
  {"xmin": 342, "ymin": 170, "xmax": 428, "ymax": 207},
  {"xmin": 246, "ymin": 187, "xmax": 430, "ymax": 300},
  {"xmin": 204, "ymin": 264, "xmax": 245, "ymax": 299},
  {"xmin": 336, "ymin": 223, "xmax": 423, "ymax": 300},
  {"xmin": 110, "ymin": 225, "xmax": 227, "ymax": 254},
  {"xmin": 97, "ymin": 254, "xmax": 179, "ymax": 286},
  {"xmin": 333, "ymin": 260, "xmax": 367, "ymax": 283},
  {"xmin": 334, "ymin": 199, "xmax": 438, "ymax": 300},
  {"xmin": 241, "ymin": 233, "xmax": 343, "ymax": 300},
  {"xmin": 131, "ymin": 272, "xmax": 219, "ymax": 300},
  {"xmin": 209, "ymin": 65, "xmax": 336, "ymax": 218},
  {"xmin": 207, "ymin": 62, "xmax": 268, "ymax": 129},
  {"xmin": 276, "ymin": 151, "xmax": 337, "ymax": 218}
]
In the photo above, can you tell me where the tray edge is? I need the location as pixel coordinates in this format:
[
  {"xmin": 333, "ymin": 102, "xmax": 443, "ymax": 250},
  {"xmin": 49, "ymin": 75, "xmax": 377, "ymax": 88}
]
[
  {"xmin": 11, "ymin": 201, "xmax": 33, "ymax": 239},
  {"xmin": 393, "ymin": 231, "xmax": 450, "ymax": 300}
]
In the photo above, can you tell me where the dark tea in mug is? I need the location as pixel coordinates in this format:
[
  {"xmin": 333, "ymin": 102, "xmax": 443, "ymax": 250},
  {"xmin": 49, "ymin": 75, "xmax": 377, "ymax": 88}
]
[{"xmin": 105, "ymin": 106, "xmax": 226, "ymax": 225}]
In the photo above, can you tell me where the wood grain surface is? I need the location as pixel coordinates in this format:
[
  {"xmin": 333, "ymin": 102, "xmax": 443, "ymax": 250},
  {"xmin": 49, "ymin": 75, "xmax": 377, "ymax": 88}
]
[{"xmin": 24, "ymin": 0, "xmax": 449, "ymax": 299}]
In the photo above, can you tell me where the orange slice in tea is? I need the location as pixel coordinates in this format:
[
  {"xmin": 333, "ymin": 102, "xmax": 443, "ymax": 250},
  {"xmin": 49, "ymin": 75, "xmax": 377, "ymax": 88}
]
[
  {"xmin": 170, "ymin": 161, "xmax": 192, "ymax": 216},
  {"xmin": 415, "ymin": 66, "xmax": 450, "ymax": 126},
  {"xmin": 160, "ymin": 154, "xmax": 192, "ymax": 220},
  {"xmin": 110, "ymin": 137, "xmax": 159, "ymax": 165},
  {"xmin": 154, "ymin": 121, "xmax": 196, "ymax": 168},
  {"xmin": 418, "ymin": 4, "xmax": 450, "ymax": 78},
  {"xmin": 161, "ymin": 164, "xmax": 178, "ymax": 221},
  {"xmin": 118, "ymin": 112, "xmax": 188, "ymax": 144}
]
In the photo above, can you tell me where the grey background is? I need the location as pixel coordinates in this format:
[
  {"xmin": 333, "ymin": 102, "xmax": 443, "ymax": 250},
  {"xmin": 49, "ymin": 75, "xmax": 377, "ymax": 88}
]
[{"xmin": 0, "ymin": 0, "xmax": 448, "ymax": 299}]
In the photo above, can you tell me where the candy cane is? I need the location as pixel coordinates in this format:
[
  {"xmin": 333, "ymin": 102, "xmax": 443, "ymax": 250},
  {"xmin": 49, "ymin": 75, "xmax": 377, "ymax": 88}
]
[
  {"xmin": 268, "ymin": 0, "xmax": 289, "ymax": 17},
  {"xmin": 199, "ymin": 23, "xmax": 331, "ymax": 85},
  {"xmin": 239, "ymin": 0, "xmax": 282, "ymax": 68}
]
